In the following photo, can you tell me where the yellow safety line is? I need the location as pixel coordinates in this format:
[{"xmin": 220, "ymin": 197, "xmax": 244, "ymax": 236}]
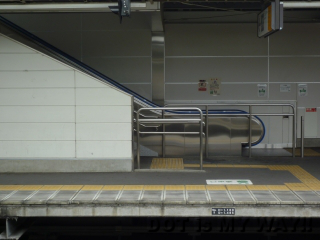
[
  {"xmin": 267, "ymin": 185, "xmax": 290, "ymax": 191},
  {"xmin": 150, "ymin": 158, "xmax": 184, "ymax": 169},
  {"xmin": 40, "ymin": 185, "xmax": 63, "ymax": 191},
  {"xmin": 285, "ymin": 148, "xmax": 320, "ymax": 157},
  {"xmin": 60, "ymin": 185, "xmax": 83, "ymax": 191},
  {"xmin": 186, "ymin": 185, "xmax": 206, "ymax": 191},
  {"xmin": 247, "ymin": 185, "xmax": 269, "ymax": 191},
  {"xmin": 226, "ymin": 185, "xmax": 248, "ymax": 191},
  {"xmin": 123, "ymin": 185, "xmax": 144, "ymax": 190},
  {"xmin": 144, "ymin": 185, "xmax": 164, "ymax": 191},
  {"xmin": 206, "ymin": 185, "xmax": 227, "ymax": 191},
  {"xmin": 102, "ymin": 185, "xmax": 124, "ymax": 191},
  {"xmin": 0, "ymin": 185, "xmax": 23, "ymax": 191},
  {"xmin": 82, "ymin": 185, "xmax": 104, "ymax": 191},
  {"xmin": 165, "ymin": 185, "xmax": 185, "ymax": 191},
  {"xmin": 19, "ymin": 185, "xmax": 43, "ymax": 191}
]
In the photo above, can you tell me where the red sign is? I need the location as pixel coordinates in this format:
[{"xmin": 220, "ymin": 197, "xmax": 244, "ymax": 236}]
[
  {"xmin": 306, "ymin": 108, "xmax": 317, "ymax": 112},
  {"xmin": 198, "ymin": 80, "xmax": 207, "ymax": 91}
]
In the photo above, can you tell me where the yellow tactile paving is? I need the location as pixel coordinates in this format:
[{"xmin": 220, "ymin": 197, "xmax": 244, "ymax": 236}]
[
  {"xmin": 305, "ymin": 184, "xmax": 320, "ymax": 191},
  {"xmin": 216, "ymin": 164, "xmax": 234, "ymax": 168},
  {"xmin": 184, "ymin": 164, "xmax": 200, "ymax": 168},
  {"xmin": 0, "ymin": 185, "xmax": 23, "ymax": 191},
  {"xmin": 102, "ymin": 185, "xmax": 124, "ymax": 191},
  {"xmin": 285, "ymin": 183, "xmax": 311, "ymax": 191},
  {"xmin": 40, "ymin": 185, "xmax": 63, "ymax": 191},
  {"xmin": 286, "ymin": 148, "xmax": 320, "ymax": 156},
  {"xmin": 165, "ymin": 185, "xmax": 185, "ymax": 191},
  {"xmin": 144, "ymin": 185, "xmax": 164, "ymax": 191},
  {"xmin": 150, "ymin": 158, "xmax": 184, "ymax": 169},
  {"xmin": 247, "ymin": 185, "xmax": 269, "ymax": 191},
  {"xmin": 232, "ymin": 165, "xmax": 253, "ymax": 168},
  {"xmin": 250, "ymin": 165, "xmax": 268, "ymax": 168},
  {"xmin": 268, "ymin": 165, "xmax": 288, "ymax": 170},
  {"xmin": 123, "ymin": 185, "xmax": 144, "ymax": 191},
  {"xmin": 19, "ymin": 185, "xmax": 43, "ymax": 191},
  {"xmin": 60, "ymin": 185, "xmax": 83, "ymax": 191},
  {"xmin": 186, "ymin": 185, "xmax": 206, "ymax": 191},
  {"xmin": 206, "ymin": 185, "xmax": 227, "ymax": 191},
  {"xmin": 203, "ymin": 164, "xmax": 218, "ymax": 168},
  {"xmin": 81, "ymin": 185, "xmax": 104, "ymax": 191},
  {"xmin": 267, "ymin": 185, "xmax": 290, "ymax": 191},
  {"xmin": 226, "ymin": 185, "xmax": 248, "ymax": 191}
]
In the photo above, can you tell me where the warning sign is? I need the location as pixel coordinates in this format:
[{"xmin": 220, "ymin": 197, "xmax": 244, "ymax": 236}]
[
  {"xmin": 306, "ymin": 108, "xmax": 317, "ymax": 112},
  {"xmin": 198, "ymin": 80, "xmax": 207, "ymax": 91},
  {"xmin": 209, "ymin": 78, "xmax": 221, "ymax": 95}
]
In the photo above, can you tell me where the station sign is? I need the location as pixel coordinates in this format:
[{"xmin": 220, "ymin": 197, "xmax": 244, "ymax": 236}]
[{"xmin": 258, "ymin": 0, "xmax": 283, "ymax": 38}]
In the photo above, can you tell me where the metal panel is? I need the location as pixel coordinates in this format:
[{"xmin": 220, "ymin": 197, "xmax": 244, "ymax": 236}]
[
  {"xmin": 165, "ymin": 24, "xmax": 267, "ymax": 56},
  {"xmin": 152, "ymin": 32, "xmax": 165, "ymax": 106}
]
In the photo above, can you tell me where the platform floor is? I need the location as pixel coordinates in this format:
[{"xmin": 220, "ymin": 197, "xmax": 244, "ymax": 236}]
[{"xmin": 1, "ymin": 149, "xmax": 320, "ymax": 218}]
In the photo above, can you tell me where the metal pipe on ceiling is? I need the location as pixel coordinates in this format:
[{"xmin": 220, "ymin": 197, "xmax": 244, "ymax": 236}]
[
  {"xmin": 283, "ymin": 1, "xmax": 320, "ymax": 8},
  {"xmin": 0, "ymin": 2, "xmax": 160, "ymax": 13},
  {"xmin": 0, "ymin": 1, "xmax": 319, "ymax": 13}
]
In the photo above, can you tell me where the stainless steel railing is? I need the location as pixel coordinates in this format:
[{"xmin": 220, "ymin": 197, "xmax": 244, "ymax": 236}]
[
  {"xmin": 136, "ymin": 107, "xmax": 205, "ymax": 170},
  {"xmin": 165, "ymin": 103, "xmax": 296, "ymax": 158}
]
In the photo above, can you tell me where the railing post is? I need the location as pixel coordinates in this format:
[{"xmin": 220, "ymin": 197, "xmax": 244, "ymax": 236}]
[
  {"xmin": 249, "ymin": 105, "xmax": 252, "ymax": 158},
  {"xmin": 200, "ymin": 109, "xmax": 203, "ymax": 170},
  {"xmin": 162, "ymin": 110, "xmax": 165, "ymax": 158},
  {"xmin": 292, "ymin": 106, "xmax": 296, "ymax": 157},
  {"xmin": 137, "ymin": 110, "xmax": 141, "ymax": 169},
  {"xmin": 301, "ymin": 116, "xmax": 304, "ymax": 158},
  {"xmin": 206, "ymin": 105, "xmax": 209, "ymax": 158}
]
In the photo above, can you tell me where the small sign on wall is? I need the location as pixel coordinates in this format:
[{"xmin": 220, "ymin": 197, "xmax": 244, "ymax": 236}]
[
  {"xmin": 198, "ymin": 80, "xmax": 207, "ymax": 91},
  {"xmin": 258, "ymin": 84, "xmax": 267, "ymax": 97},
  {"xmin": 280, "ymin": 84, "xmax": 291, "ymax": 92},
  {"xmin": 298, "ymin": 84, "xmax": 308, "ymax": 96},
  {"xmin": 306, "ymin": 108, "xmax": 317, "ymax": 112},
  {"xmin": 210, "ymin": 78, "xmax": 221, "ymax": 96}
]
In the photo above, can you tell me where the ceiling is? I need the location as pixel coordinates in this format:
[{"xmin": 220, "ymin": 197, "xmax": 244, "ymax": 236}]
[{"xmin": 0, "ymin": 1, "xmax": 319, "ymax": 24}]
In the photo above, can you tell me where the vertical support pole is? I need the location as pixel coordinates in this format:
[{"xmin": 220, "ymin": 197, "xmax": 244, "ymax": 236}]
[
  {"xmin": 206, "ymin": 105, "xmax": 209, "ymax": 158},
  {"xmin": 131, "ymin": 97, "xmax": 134, "ymax": 171},
  {"xmin": 200, "ymin": 110, "xmax": 203, "ymax": 170},
  {"xmin": 292, "ymin": 106, "xmax": 296, "ymax": 157},
  {"xmin": 301, "ymin": 116, "xmax": 304, "ymax": 158},
  {"xmin": 137, "ymin": 110, "xmax": 140, "ymax": 169},
  {"xmin": 151, "ymin": 32, "xmax": 165, "ymax": 106},
  {"xmin": 162, "ymin": 110, "xmax": 165, "ymax": 158},
  {"xmin": 249, "ymin": 105, "xmax": 252, "ymax": 158}
]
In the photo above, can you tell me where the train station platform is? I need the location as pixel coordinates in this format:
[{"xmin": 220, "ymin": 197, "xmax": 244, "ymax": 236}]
[{"xmin": 1, "ymin": 150, "xmax": 320, "ymax": 219}]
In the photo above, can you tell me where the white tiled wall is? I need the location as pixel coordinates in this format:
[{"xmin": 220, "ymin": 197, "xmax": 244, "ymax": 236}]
[
  {"xmin": 165, "ymin": 23, "xmax": 320, "ymax": 144},
  {"xmin": 0, "ymin": 34, "xmax": 132, "ymax": 159},
  {"xmin": 1, "ymin": 13, "xmax": 152, "ymax": 97}
]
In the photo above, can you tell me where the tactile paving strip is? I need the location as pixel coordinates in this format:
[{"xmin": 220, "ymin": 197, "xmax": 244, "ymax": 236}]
[
  {"xmin": 1, "ymin": 165, "xmax": 320, "ymax": 206},
  {"xmin": 150, "ymin": 158, "xmax": 184, "ymax": 169}
]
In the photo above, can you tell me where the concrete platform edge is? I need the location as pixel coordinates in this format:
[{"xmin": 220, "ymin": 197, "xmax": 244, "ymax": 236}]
[
  {"xmin": 0, "ymin": 158, "xmax": 133, "ymax": 173},
  {"xmin": 1, "ymin": 205, "xmax": 320, "ymax": 218}
]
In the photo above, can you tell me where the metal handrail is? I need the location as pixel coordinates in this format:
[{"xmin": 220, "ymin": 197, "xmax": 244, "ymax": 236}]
[
  {"xmin": 136, "ymin": 107, "xmax": 204, "ymax": 170},
  {"xmin": 165, "ymin": 103, "xmax": 296, "ymax": 158}
]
